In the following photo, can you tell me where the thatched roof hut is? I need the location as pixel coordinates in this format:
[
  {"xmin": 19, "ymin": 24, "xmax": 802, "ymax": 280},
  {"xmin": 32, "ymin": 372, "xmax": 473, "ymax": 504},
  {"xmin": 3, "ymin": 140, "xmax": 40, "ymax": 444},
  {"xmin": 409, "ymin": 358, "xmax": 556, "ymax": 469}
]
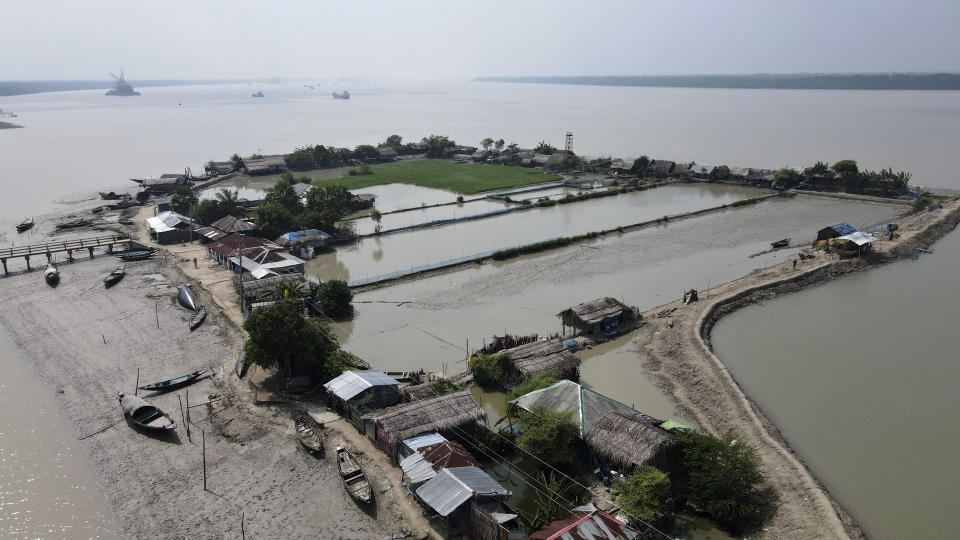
[
  {"xmin": 585, "ymin": 412, "xmax": 675, "ymax": 470},
  {"xmin": 509, "ymin": 380, "xmax": 641, "ymax": 438},
  {"xmin": 557, "ymin": 297, "xmax": 632, "ymax": 334},
  {"xmin": 402, "ymin": 381, "xmax": 440, "ymax": 402},
  {"xmin": 502, "ymin": 338, "xmax": 580, "ymax": 386},
  {"xmin": 363, "ymin": 390, "xmax": 485, "ymax": 447}
]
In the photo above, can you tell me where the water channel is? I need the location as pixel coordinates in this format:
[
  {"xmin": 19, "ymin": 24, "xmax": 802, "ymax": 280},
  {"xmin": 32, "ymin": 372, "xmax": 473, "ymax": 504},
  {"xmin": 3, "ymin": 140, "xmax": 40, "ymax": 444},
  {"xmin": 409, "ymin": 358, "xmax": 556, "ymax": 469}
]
[{"xmin": 711, "ymin": 228, "xmax": 960, "ymax": 539}]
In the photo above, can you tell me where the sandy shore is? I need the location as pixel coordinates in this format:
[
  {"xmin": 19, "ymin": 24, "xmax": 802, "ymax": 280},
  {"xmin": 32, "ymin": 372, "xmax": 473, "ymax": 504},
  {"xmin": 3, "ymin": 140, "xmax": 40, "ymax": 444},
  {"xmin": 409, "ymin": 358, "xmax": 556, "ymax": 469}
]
[
  {"xmin": 0, "ymin": 232, "xmax": 435, "ymax": 538},
  {"xmin": 639, "ymin": 197, "xmax": 960, "ymax": 539}
]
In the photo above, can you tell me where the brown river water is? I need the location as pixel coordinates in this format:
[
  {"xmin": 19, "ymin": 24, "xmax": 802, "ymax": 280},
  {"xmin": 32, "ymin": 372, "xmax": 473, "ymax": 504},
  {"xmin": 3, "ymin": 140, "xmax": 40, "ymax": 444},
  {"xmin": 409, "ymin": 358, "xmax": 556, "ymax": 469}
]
[{"xmin": 711, "ymin": 228, "xmax": 960, "ymax": 540}]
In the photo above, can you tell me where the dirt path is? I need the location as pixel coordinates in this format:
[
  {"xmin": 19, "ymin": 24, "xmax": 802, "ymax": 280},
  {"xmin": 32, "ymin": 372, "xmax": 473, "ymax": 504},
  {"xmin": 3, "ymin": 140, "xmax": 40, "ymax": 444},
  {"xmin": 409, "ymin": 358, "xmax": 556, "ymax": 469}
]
[{"xmin": 640, "ymin": 198, "xmax": 960, "ymax": 539}]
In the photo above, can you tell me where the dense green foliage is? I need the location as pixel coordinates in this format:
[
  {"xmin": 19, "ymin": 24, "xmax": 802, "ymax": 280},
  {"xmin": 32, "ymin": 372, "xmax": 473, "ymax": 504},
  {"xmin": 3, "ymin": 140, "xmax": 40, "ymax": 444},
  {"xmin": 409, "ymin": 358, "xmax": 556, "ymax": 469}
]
[
  {"xmin": 315, "ymin": 279, "xmax": 353, "ymax": 318},
  {"xmin": 194, "ymin": 188, "xmax": 245, "ymax": 224},
  {"xmin": 533, "ymin": 140, "xmax": 557, "ymax": 154},
  {"xmin": 518, "ymin": 471, "xmax": 583, "ymax": 532},
  {"xmin": 506, "ymin": 373, "xmax": 559, "ymax": 416},
  {"xmin": 253, "ymin": 204, "xmax": 293, "ymax": 238},
  {"xmin": 242, "ymin": 298, "xmax": 342, "ymax": 381},
  {"xmin": 321, "ymin": 160, "xmax": 558, "ymax": 194},
  {"xmin": 254, "ymin": 178, "xmax": 354, "ymax": 237},
  {"xmin": 353, "ymin": 144, "xmax": 379, "ymax": 160},
  {"xmin": 771, "ymin": 168, "xmax": 800, "ymax": 189},
  {"xmin": 170, "ymin": 186, "xmax": 197, "ymax": 215},
  {"xmin": 631, "ymin": 155, "xmax": 650, "ymax": 176},
  {"xmin": 469, "ymin": 352, "xmax": 505, "ymax": 387},
  {"xmin": 264, "ymin": 179, "xmax": 300, "ymax": 212},
  {"xmin": 491, "ymin": 231, "xmax": 600, "ymax": 260},
  {"xmin": 676, "ymin": 430, "xmax": 766, "ymax": 525},
  {"xmin": 614, "ymin": 465, "xmax": 672, "ymax": 524},
  {"xmin": 421, "ymin": 134, "xmax": 455, "ymax": 157},
  {"xmin": 795, "ymin": 159, "xmax": 911, "ymax": 195},
  {"xmin": 516, "ymin": 405, "xmax": 579, "ymax": 466},
  {"xmin": 230, "ymin": 153, "xmax": 244, "ymax": 169},
  {"xmin": 431, "ymin": 378, "xmax": 460, "ymax": 396},
  {"xmin": 912, "ymin": 196, "xmax": 934, "ymax": 213},
  {"xmin": 384, "ymin": 134, "xmax": 403, "ymax": 150}
]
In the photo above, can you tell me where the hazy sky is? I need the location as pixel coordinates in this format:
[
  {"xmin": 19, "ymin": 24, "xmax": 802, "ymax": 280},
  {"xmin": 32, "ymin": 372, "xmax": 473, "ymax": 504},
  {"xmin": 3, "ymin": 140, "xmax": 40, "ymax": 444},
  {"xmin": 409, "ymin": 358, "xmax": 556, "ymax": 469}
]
[{"xmin": 3, "ymin": 0, "xmax": 959, "ymax": 80}]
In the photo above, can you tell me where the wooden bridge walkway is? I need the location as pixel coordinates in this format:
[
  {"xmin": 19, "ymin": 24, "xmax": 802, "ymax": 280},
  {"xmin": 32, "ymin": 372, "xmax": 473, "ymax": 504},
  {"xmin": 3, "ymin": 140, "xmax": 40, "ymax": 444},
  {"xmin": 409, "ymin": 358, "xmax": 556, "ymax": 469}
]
[{"xmin": 1, "ymin": 234, "xmax": 131, "ymax": 274}]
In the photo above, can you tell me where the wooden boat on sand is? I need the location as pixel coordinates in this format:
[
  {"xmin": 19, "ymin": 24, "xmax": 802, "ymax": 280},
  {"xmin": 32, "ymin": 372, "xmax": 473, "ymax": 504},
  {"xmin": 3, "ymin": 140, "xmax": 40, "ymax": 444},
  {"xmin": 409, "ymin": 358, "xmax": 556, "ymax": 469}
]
[
  {"xmin": 118, "ymin": 392, "xmax": 176, "ymax": 432},
  {"xmin": 104, "ymin": 265, "xmax": 125, "ymax": 287},
  {"xmin": 771, "ymin": 238, "xmax": 791, "ymax": 248},
  {"xmin": 16, "ymin": 217, "xmax": 34, "ymax": 232},
  {"xmin": 294, "ymin": 414, "xmax": 324, "ymax": 455},
  {"xmin": 189, "ymin": 307, "xmax": 207, "ymax": 331},
  {"xmin": 137, "ymin": 369, "xmax": 207, "ymax": 393},
  {"xmin": 117, "ymin": 249, "xmax": 154, "ymax": 262},
  {"xmin": 336, "ymin": 446, "xmax": 371, "ymax": 504}
]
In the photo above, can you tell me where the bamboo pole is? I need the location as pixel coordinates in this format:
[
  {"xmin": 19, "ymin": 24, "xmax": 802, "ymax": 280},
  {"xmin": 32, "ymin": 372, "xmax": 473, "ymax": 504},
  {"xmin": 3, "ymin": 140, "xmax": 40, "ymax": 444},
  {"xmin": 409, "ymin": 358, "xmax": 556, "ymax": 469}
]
[
  {"xmin": 179, "ymin": 395, "xmax": 186, "ymax": 429},
  {"xmin": 202, "ymin": 430, "xmax": 207, "ymax": 491},
  {"xmin": 134, "ymin": 369, "xmax": 140, "ymax": 396}
]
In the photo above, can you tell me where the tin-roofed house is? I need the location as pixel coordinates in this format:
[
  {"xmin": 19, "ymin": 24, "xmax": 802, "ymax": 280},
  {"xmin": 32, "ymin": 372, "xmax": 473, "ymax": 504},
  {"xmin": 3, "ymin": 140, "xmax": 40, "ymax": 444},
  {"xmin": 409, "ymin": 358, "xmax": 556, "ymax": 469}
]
[
  {"xmin": 415, "ymin": 467, "xmax": 512, "ymax": 538},
  {"xmin": 816, "ymin": 222, "xmax": 857, "ymax": 242},
  {"xmin": 398, "ymin": 432, "xmax": 448, "ymax": 459},
  {"xmin": 647, "ymin": 160, "xmax": 675, "ymax": 178},
  {"xmin": 377, "ymin": 146, "xmax": 398, "ymax": 161},
  {"xmin": 558, "ymin": 297, "xmax": 634, "ymax": 336},
  {"xmin": 746, "ymin": 168, "xmax": 775, "ymax": 187},
  {"xmin": 500, "ymin": 338, "xmax": 580, "ymax": 388},
  {"xmin": 362, "ymin": 390, "xmax": 485, "ymax": 457},
  {"xmin": 509, "ymin": 379, "xmax": 647, "ymax": 439},
  {"xmin": 690, "ymin": 163, "xmax": 716, "ymax": 178},
  {"xmin": 204, "ymin": 161, "xmax": 235, "ymax": 176},
  {"xmin": 323, "ymin": 370, "xmax": 401, "ymax": 416},
  {"xmin": 210, "ymin": 215, "xmax": 254, "ymax": 235},
  {"xmin": 242, "ymin": 155, "xmax": 287, "ymax": 175},
  {"xmin": 399, "ymin": 440, "xmax": 481, "ymax": 487},
  {"xmin": 529, "ymin": 503, "xmax": 639, "ymax": 540},
  {"xmin": 276, "ymin": 229, "xmax": 331, "ymax": 259},
  {"xmin": 146, "ymin": 211, "xmax": 202, "ymax": 244}
]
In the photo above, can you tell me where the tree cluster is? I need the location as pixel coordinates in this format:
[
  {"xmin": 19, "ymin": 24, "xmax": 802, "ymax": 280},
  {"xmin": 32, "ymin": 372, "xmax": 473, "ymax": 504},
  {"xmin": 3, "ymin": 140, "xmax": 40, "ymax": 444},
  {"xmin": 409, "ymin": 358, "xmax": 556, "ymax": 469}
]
[
  {"xmin": 802, "ymin": 159, "xmax": 911, "ymax": 195},
  {"xmin": 515, "ymin": 405, "xmax": 579, "ymax": 466},
  {"xmin": 315, "ymin": 279, "xmax": 353, "ymax": 318},
  {"xmin": 254, "ymin": 176, "xmax": 354, "ymax": 238}
]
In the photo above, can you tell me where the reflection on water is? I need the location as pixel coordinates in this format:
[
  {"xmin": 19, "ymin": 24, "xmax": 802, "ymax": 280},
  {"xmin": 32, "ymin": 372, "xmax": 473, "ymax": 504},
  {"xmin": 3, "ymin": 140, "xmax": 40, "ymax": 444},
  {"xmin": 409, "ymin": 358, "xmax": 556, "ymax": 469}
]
[
  {"xmin": 0, "ymin": 326, "xmax": 117, "ymax": 538},
  {"xmin": 712, "ymin": 229, "xmax": 960, "ymax": 540},
  {"xmin": 349, "ymin": 198, "xmax": 512, "ymax": 236},
  {"xmin": 308, "ymin": 184, "xmax": 764, "ymax": 283}
]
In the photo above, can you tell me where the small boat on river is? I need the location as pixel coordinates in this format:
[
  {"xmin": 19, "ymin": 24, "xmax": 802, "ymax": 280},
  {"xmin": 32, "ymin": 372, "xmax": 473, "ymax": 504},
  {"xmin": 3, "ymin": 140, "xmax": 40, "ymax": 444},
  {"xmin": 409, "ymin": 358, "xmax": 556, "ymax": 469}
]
[
  {"xmin": 332, "ymin": 90, "xmax": 350, "ymax": 100},
  {"xmin": 771, "ymin": 238, "xmax": 791, "ymax": 248},
  {"xmin": 104, "ymin": 265, "xmax": 125, "ymax": 287},
  {"xmin": 118, "ymin": 392, "xmax": 176, "ymax": 433},
  {"xmin": 294, "ymin": 414, "xmax": 324, "ymax": 455},
  {"xmin": 137, "ymin": 369, "xmax": 207, "ymax": 393},
  {"xmin": 117, "ymin": 249, "xmax": 154, "ymax": 261},
  {"xmin": 44, "ymin": 264, "xmax": 59, "ymax": 286},
  {"xmin": 16, "ymin": 217, "xmax": 34, "ymax": 232},
  {"xmin": 336, "ymin": 446, "xmax": 371, "ymax": 504}
]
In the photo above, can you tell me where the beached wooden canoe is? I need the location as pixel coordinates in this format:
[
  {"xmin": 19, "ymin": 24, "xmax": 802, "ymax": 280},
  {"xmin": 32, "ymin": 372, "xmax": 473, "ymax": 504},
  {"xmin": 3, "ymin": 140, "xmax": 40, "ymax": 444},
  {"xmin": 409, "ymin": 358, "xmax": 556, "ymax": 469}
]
[
  {"xmin": 336, "ymin": 446, "xmax": 371, "ymax": 504},
  {"xmin": 294, "ymin": 414, "xmax": 324, "ymax": 455},
  {"xmin": 137, "ymin": 369, "xmax": 206, "ymax": 393},
  {"xmin": 771, "ymin": 238, "xmax": 791, "ymax": 248},
  {"xmin": 235, "ymin": 353, "xmax": 248, "ymax": 379},
  {"xmin": 189, "ymin": 307, "xmax": 207, "ymax": 331},
  {"xmin": 118, "ymin": 392, "xmax": 176, "ymax": 433},
  {"xmin": 44, "ymin": 264, "xmax": 59, "ymax": 286},
  {"xmin": 16, "ymin": 217, "xmax": 34, "ymax": 232},
  {"xmin": 104, "ymin": 265, "xmax": 125, "ymax": 287},
  {"xmin": 117, "ymin": 250, "xmax": 154, "ymax": 262}
]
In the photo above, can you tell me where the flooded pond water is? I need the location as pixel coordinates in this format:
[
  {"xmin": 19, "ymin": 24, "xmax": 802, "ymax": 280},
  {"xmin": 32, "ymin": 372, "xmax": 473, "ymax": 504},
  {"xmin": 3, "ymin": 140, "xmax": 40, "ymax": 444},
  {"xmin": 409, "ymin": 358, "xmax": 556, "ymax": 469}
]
[
  {"xmin": 711, "ymin": 229, "xmax": 960, "ymax": 540},
  {"xmin": 0, "ymin": 325, "xmax": 117, "ymax": 538},
  {"xmin": 309, "ymin": 184, "xmax": 765, "ymax": 283},
  {"xmin": 346, "ymin": 198, "xmax": 513, "ymax": 236}
]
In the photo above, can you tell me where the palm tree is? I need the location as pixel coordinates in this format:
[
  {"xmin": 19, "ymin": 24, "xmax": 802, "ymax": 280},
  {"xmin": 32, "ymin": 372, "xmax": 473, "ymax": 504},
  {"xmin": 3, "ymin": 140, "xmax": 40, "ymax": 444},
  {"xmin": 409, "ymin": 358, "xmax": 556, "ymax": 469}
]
[
  {"xmin": 481, "ymin": 137, "xmax": 494, "ymax": 150},
  {"xmin": 215, "ymin": 189, "xmax": 243, "ymax": 216}
]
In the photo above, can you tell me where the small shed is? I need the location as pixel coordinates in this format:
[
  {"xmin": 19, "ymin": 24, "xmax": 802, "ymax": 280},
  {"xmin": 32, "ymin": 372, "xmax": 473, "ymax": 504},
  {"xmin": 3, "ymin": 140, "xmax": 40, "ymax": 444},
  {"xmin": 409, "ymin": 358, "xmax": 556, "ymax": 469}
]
[
  {"xmin": 471, "ymin": 149, "xmax": 491, "ymax": 162},
  {"xmin": 146, "ymin": 211, "xmax": 201, "ymax": 244},
  {"xmin": 243, "ymin": 155, "xmax": 287, "ymax": 175},
  {"xmin": 142, "ymin": 177, "xmax": 187, "ymax": 194},
  {"xmin": 501, "ymin": 338, "xmax": 581, "ymax": 387},
  {"xmin": 349, "ymin": 193, "xmax": 376, "ymax": 211},
  {"xmin": 323, "ymin": 370, "xmax": 401, "ymax": 411},
  {"xmin": 529, "ymin": 503, "xmax": 639, "ymax": 540},
  {"xmin": 835, "ymin": 231, "xmax": 876, "ymax": 257},
  {"xmin": 670, "ymin": 162, "xmax": 693, "ymax": 178},
  {"xmin": 585, "ymin": 412, "xmax": 676, "ymax": 470},
  {"xmin": 747, "ymin": 168, "xmax": 774, "ymax": 186},
  {"xmin": 816, "ymin": 222, "xmax": 857, "ymax": 242},
  {"xmin": 204, "ymin": 161, "xmax": 235, "ymax": 176},
  {"xmin": 558, "ymin": 297, "xmax": 633, "ymax": 335},
  {"xmin": 648, "ymin": 160, "xmax": 675, "ymax": 177},
  {"xmin": 362, "ymin": 391, "xmax": 485, "ymax": 455},
  {"xmin": 399, "ymin": 432, "xmax": 448, "ymax": 459},
  {"xmin": 292, "ymin": 182, "xmax": 315, "ymax": 199},
  {"xmin": 400, "ymin": 441, "xmax": 481, "ymax": 486},
  {"xmin": 690, "ymin": 163, "xmax": 716, "ymax": 177},
  {"xmin": 729, "ymin": 167, "xmax": 750, "ymax": 179},
  {"xmin": 277, "ymin": 229, "xmax": 331, "ymax": 259},
  {"xmin": 378, "ymin": 146, "xmax": 398, "ymax": 161},
  {"xmin": 509, "ymin": 380, "xmax": 643, "ymax": 438},
  {"xmin": 416, "ymin": 467, "xmax": 511, "ymax": 536}
]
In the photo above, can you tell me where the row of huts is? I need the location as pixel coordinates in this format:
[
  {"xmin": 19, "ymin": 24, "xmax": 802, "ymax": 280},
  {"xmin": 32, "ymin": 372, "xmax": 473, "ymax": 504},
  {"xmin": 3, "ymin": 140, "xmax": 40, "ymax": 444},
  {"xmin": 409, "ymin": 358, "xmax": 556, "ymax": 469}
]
[{"xmin": 321, "ymin": 369, "xmax": 646, "ymax": 539}]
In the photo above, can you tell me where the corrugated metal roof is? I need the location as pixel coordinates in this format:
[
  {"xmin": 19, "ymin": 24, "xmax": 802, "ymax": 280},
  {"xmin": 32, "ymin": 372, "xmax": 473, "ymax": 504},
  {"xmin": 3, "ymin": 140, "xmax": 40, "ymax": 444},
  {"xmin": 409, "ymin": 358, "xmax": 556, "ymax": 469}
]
[
  {"xmin": 830, "ymin": 222, "xmax": 857, "ymax": 235},
  {"xmin": 400, "ymin": 453, "xmax": 438, "ymax": 484},
  {"xmin": 323, "ymin": 370, "xmax": 400, "ymax": 401},
  {"xmin": 529, "ymin": 504, "xmax": 639, "ymax": 540},
  {"xmin": 402, "ymin": 432, "xmax": 447, "ymax": 452},
  {"xmin": 416, "ymin": 467, "xmax": 511, "ymax": 516},
  {"xmin": 839, "ymin": 231, "xmax": 876, "ymax": 246},
  {"xmin": 147, "ymin": 211, "xmax": 200, "ymax": 233},
  {"xmin": 509, "ymin": 380, "xmax": 641, "ymax": 438}
]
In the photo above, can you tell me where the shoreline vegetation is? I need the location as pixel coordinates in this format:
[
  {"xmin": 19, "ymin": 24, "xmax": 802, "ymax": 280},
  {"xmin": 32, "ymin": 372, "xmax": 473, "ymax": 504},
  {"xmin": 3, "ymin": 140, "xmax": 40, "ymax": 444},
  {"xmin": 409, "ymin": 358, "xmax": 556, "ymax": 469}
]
[
  {"xmin": 0, "ymin": 78, "xmax": 278, "ymax": 97},
  {"xmin": 474, "ymin": 72, "xmax": 960, "ymax": 90}
]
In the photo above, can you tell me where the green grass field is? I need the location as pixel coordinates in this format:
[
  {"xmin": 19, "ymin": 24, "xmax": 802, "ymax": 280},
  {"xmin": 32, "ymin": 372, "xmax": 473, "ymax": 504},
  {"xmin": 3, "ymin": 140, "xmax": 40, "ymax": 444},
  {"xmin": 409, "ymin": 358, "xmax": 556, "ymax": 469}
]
[{"xmin": 311, "ymin": 159, "xmax": 561, "ymax": 194}]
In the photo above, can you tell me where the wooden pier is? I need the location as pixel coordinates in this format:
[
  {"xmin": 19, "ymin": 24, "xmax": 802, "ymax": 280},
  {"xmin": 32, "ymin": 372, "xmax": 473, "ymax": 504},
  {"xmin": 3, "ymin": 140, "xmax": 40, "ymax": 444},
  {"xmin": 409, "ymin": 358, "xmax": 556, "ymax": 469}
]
[{"xmin": 0, "ymin": 234, "xmax": 131, "ymax": 275}]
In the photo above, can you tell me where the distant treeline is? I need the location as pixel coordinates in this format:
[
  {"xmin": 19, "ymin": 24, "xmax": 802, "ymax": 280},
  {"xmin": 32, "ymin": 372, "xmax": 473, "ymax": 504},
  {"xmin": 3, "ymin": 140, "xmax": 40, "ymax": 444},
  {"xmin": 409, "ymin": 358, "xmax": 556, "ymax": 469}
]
[
  {"xmin": 0, "ymin": 79, "xmax": 270, "ymax": 97},
  {"xmin": 474, "ymin": 73, "xmax": 960, "ymax": 91}
]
